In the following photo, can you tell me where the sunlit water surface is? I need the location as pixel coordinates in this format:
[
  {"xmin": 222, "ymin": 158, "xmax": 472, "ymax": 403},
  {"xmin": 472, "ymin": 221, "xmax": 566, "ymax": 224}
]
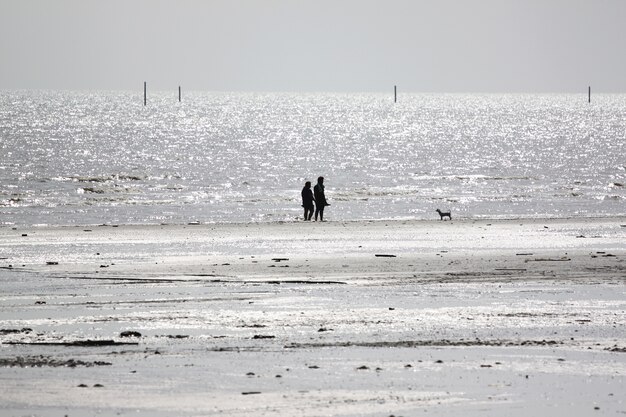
[{"xmin": 1, "ymin": 91, "xmax": 625, "ymax": 226}]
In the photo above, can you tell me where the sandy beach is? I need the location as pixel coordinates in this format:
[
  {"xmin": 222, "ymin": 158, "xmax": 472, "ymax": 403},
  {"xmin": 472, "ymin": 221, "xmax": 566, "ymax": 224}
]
[{"xmin": 1, "ymin": 218, "xmax": 625, "ymax": 416}]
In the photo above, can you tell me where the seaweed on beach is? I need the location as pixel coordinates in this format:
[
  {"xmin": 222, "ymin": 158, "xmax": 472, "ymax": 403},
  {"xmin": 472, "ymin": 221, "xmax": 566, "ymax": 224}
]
[
  {"xmin": 284, "ymin": 339, "xmax": 564, "ymax": 349},
  {"xmin": 4, "ymin": 340, "xmax": 139, "ymax": 346},
  {"xmin": 0, "ymin": 328, "xmax": 33, "ymax": 335},
  {"xmin": 0, "ymin": 356, "xmax": 112, "ymax": 368},
  {"xmin": 605, "ymin": 346, "xmax": 626, "ymax": 353}
]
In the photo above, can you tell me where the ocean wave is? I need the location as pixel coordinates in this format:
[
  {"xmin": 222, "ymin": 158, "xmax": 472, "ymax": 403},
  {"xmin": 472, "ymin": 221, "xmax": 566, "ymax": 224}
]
[
  {"xmin": 0, "ymin": 197, "xmax": 25, "ymax": 207},
  {"xmin": 409, "ymin": 174, "xmax": 535, "ymax": 182},
  {"xmin": 599, "ymin": 195, "xmax": 625, "ymax": 201},
  {"xmin": 77, "ymin": 184, "xmax": 139, "ymax": 194},
  {"xmin": 71, "ymin": 174, "xmax": 145, "ymax": 183},
  {"xmin": 335, "ymin": 187, "xmax": 421, "ymax": 198}
]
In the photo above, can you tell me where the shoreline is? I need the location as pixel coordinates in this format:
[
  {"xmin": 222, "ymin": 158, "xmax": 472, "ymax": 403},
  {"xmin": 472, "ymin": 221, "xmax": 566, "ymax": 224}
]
[{"xmin": 3, "ymin": 213, "xmax": 626, "ymax": 229}]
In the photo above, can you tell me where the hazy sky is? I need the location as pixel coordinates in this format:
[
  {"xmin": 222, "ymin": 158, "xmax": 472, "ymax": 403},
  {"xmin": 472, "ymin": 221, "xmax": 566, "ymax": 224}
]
[{"xmin": 1, "ymin": 0, "xmax": 625, "ymax": 92}]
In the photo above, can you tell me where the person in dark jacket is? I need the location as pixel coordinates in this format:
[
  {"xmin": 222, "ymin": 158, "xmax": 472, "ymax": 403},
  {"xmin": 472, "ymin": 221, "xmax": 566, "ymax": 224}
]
[
  {"xmin": 301, "ymin": 181, "xmax": 315, "ymax": 221},
  {"xmin": 313, "ymin": 176, "xmax": 329, "ymax": 221}
]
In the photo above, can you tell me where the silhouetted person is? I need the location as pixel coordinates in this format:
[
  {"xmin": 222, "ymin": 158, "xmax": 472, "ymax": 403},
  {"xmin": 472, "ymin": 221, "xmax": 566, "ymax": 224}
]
[
  {"xmin": 301, "ymin": 181, "xmax": 314, "ymax": 221},
  {"xmin": 314, "ymin": 176, "xmax": 329, "ymax": 221}
]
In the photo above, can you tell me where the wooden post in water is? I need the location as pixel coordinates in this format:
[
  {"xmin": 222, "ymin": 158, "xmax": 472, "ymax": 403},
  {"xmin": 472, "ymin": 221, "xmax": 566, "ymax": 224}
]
[
  {"xmin": 144, "ymin": 82, "xmax": 147, "ymax": 106},
  {"xmin": 588, "ymin": 86, "xmax": 591, "ymax": 103},
  {"xmin": 394, "ymin": 85, "xmax": 397, "ymax": 103},
  {"xmin": 178, "ymin": 86, "xmax": 181, "ymax": 102}
]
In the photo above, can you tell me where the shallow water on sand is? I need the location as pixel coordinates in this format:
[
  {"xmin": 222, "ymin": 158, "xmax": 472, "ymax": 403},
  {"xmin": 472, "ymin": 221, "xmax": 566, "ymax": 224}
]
[{"xmin": 1, "ymin": 91, "xmax": 625, "ymax": 226}]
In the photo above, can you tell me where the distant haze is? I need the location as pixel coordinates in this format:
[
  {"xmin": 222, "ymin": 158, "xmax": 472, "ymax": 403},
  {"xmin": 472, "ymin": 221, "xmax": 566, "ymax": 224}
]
[{"xmin": 1, "ymin": 0, "xmax": 625, "ymax": 93}]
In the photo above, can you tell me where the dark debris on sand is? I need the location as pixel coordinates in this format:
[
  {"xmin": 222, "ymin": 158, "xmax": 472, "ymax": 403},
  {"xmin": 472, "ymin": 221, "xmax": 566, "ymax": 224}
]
[{"xmin": 0, "ymin": 356, "xmax": 112, "ymax": 368}]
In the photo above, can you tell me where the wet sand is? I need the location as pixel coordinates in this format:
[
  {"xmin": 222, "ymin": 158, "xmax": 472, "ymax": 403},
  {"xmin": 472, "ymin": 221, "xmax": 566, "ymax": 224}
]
[{"xmin": 1, "ymin": 218, "xmax": 625, "ymax": 416}]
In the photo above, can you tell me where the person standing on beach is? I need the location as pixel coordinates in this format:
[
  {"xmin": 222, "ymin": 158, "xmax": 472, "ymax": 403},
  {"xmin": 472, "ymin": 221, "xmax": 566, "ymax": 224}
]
[
  {"xmin": 301, "ymin": 181, "xmax": 315, "ymax": 221},
  {"xmin": 313, "ymin": 176, "xmax": 329, "ymax": 221}
]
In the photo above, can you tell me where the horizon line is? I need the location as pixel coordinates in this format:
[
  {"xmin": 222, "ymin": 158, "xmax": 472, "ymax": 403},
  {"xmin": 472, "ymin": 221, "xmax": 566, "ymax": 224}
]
[{"xmin": 0, "ymin": 87, "xmax": 621, "ymax": 95}]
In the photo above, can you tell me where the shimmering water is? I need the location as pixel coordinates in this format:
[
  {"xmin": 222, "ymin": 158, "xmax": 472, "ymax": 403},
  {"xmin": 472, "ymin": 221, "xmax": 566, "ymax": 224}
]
[{"xmin": 1, "ymin": 91, "xmax": 625, "ymax": 226}]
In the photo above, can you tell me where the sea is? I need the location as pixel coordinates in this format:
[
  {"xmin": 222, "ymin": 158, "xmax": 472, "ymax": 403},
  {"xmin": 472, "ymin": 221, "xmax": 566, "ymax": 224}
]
[{"xmin": 1, "ymin": 90, "xmax": 625, "ymax": 226}]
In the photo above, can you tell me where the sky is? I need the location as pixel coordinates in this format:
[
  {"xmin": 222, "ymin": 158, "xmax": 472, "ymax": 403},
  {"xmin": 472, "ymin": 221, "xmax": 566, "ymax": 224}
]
[{"xmin": 1, "ymin": 0, "xmax": 625, "ymax": 93}]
